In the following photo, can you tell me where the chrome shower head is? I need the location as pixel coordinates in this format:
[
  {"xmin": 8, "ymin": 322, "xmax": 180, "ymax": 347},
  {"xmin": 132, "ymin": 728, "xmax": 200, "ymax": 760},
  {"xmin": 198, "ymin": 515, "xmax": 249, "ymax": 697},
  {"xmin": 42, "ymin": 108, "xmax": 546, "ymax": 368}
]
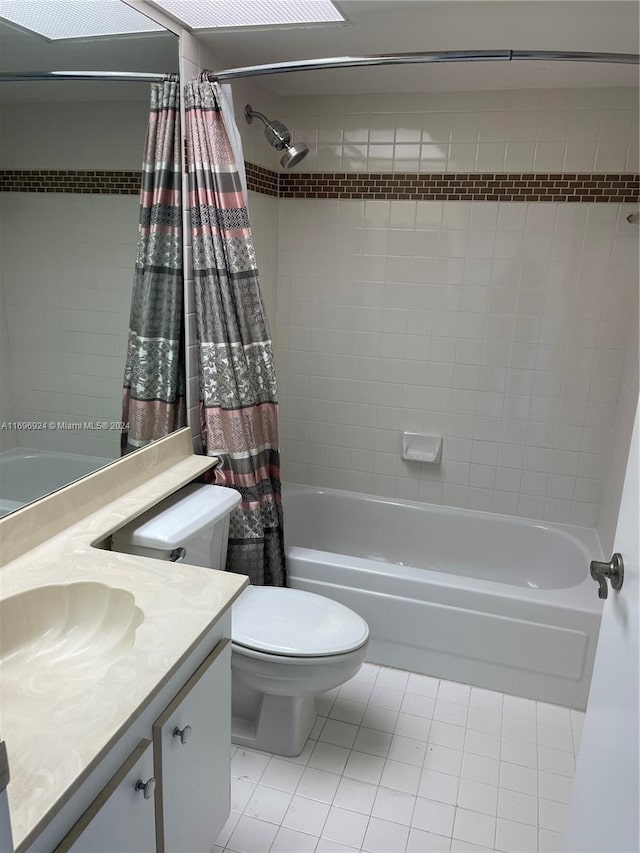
[
  {"xmin": 280, "ymin": 141, "xmax": 310, "ymax": 169},
  {"xmin": 245, "ymin": 104, "xmax": 309, "ymax": 169}
]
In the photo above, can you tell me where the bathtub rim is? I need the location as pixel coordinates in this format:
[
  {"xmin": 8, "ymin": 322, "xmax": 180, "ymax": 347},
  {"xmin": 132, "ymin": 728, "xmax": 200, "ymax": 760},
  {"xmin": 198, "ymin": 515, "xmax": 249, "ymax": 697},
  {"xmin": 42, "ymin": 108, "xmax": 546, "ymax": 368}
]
[
  {"xmin": 0, "ymin": 447, "xmax": 114, "ymax": 466},
  {"xmin": 0, "ymin": 447, "xmax": 115, "ymax": 515},
  {"xmin": 282, "ymin": 482, "xmax": 603, "ymax": 615}
]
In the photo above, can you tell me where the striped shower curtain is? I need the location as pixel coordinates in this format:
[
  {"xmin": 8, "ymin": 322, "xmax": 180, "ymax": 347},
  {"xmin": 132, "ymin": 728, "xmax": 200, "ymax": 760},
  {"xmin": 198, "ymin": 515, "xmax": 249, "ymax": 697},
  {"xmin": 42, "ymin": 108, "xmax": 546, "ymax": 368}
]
[
  {"xmin": 121, "ymin": 77, "xmax": 186, "ymax": 451},
  {"xmin": 184, "ymin": 76, "xmax": 286, "ymax": 586}
]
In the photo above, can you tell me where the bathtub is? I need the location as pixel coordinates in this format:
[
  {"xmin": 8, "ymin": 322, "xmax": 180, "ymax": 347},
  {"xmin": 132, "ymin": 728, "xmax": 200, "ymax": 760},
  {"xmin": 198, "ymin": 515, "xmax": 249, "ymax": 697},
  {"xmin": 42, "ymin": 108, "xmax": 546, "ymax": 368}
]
[
  {"xmin": 0, "ymin": 448, "xmax": 113, "ymax": 517},
  {"xmin": 283, "ymin": 486, "xmax": 603, "ymax": 710}
]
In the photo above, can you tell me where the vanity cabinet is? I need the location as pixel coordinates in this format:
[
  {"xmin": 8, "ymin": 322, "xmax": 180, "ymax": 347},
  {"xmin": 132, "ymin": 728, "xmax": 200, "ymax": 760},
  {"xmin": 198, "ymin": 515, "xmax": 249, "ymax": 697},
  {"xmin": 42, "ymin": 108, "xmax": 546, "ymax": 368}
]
[
  {"xmin": 46, "ymin": 640, "xmax": 231, "ymax": 853},
  {"xmin": 24, "ymin": 617, "xmax": 234, "ymax": 853},
  {"xmin": 54, "ymin": 741, "xmax": 156, "ymax": 853},
  {"xmin": 154, "ymin": 640, "xmax": 231, "ymax": 853}
]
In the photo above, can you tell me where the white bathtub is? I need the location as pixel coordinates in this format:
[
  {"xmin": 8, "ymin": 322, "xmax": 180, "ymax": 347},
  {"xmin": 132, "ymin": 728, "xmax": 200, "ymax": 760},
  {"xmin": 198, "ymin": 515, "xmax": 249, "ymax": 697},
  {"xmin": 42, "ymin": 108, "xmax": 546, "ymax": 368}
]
[
  {"xmin": 283, "ymin": 486, "xmax": 603, "ymax": 709},
  {"xmin": 0, "ymin": 448, "xmax": 113, "ymax": 517}
]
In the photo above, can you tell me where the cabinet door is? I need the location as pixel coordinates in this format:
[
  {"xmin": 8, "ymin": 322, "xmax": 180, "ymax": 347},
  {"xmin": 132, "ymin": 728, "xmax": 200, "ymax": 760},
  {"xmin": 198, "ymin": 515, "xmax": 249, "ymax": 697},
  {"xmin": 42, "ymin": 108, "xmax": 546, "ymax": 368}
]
[
  {"xmin": 153, "ymin": 639, "xmax": 231, "ymax": 853},
  {"xmin": 54, "ymin": 740, "xmax": 156, "ymax": 853}
]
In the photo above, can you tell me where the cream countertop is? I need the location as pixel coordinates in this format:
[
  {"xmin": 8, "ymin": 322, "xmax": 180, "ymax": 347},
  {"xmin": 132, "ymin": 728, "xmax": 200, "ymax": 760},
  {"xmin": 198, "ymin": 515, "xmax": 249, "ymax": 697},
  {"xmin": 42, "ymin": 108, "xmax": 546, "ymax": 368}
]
[{"xmin": 0, "ymin": 431, "xmax": 248, "ymax": 849}]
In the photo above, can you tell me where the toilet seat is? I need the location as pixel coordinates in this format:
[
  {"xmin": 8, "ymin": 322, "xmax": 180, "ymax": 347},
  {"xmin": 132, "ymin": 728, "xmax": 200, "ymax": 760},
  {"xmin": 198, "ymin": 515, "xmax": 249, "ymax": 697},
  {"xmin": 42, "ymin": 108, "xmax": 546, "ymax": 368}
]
[
  {"xmin": 231, "ymin": 643, "xmax": 367, "ymax": 665},
  {"xmin": 232, "ymin": 587, "xmax": 369, "ymax": 658}
]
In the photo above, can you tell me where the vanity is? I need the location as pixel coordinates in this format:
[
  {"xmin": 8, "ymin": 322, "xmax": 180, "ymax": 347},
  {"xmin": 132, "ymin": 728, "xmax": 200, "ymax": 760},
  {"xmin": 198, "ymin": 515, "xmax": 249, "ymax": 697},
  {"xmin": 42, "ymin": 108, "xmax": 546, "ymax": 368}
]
[{"xmin": 0, "ymin": 430, "xmax": 248, "ymax": 852}]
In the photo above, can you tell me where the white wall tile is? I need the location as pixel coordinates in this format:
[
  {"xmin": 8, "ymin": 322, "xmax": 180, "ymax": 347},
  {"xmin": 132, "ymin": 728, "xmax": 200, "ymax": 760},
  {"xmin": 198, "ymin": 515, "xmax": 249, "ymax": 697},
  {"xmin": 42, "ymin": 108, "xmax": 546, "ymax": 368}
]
[
  {"xmin": 1, "ymin": 101, "xmax": 150, "ymax": 170},
  {"xmin": 275, "ymin": 193, "xmax": 637, "ymax": 528},
  {"xmin": 279, "ymin": 88, "xmax": 636, "ymax": 175},
  {"xmin": 1, "ymin": 192, "xmax": 139, "ymax": 458}
]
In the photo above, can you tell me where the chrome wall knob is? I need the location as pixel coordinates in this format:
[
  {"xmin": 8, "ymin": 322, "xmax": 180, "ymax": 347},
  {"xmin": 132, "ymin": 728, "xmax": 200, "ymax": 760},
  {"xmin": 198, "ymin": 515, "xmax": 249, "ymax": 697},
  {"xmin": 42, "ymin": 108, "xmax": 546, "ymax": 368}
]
[
  {"xmin": 173, "ymin": 725, "xmax": 192, "ymax": 745},
  {"xmin": 590, "ymin": 553, "xmax": 624, "ymax": 600},
  {"xmin": 134, "ymin": 777, "xmax": 156, "ymax": 799}
]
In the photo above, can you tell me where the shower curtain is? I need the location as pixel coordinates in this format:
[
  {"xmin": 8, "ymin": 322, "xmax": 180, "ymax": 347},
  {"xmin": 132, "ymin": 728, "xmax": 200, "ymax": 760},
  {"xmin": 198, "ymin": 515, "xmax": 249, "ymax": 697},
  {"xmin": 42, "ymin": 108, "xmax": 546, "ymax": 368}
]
[
  {"xmin": 121, "ymin": 77, "xmax": 186, "ymax": 452},
  {"xmin": 184, "ymin": 75, "xmax": 286, "ymax": 587}
]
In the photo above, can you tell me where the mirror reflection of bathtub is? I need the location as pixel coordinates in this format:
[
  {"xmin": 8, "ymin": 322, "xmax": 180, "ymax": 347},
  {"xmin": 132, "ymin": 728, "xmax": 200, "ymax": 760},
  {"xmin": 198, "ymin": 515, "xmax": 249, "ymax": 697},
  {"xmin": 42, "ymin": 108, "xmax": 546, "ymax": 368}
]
[
  {"xmin": 284, "ymin": 485, "xmax": 603, "ymax": 710},
  {"xmin": 0, "ymin": 449, "xmax": 112, "ymax": 517},
  {"xmin": 0, "ymin": 18, "xmax": 178, "ymax": 517}
]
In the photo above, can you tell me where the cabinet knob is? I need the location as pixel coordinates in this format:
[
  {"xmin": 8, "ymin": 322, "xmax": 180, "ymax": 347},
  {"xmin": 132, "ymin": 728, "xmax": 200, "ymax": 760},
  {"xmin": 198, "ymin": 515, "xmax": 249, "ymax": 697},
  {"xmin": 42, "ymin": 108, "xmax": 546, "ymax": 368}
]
[
  {"xmin": 134, "ymin": 777, "xmax": 156, "ymax": 800},
  {"xmin": 173, "ymin": 725, "xmax": 192, "ymax": 745}
]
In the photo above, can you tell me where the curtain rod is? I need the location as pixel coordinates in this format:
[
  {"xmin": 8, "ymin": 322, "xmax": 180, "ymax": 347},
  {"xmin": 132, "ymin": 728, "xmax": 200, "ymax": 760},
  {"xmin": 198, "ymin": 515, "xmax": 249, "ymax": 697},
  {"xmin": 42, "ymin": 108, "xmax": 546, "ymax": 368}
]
[
  {"xmin": 2, "ymin": 50, "xmax": 636, "ymax": 84},
  {"xmin": 0, "ymin": 71, "xmax": 175, "ymax": 83},
  {"xmin": 209, "ymin": 50, "xmax": 640, "ymax": 81}
]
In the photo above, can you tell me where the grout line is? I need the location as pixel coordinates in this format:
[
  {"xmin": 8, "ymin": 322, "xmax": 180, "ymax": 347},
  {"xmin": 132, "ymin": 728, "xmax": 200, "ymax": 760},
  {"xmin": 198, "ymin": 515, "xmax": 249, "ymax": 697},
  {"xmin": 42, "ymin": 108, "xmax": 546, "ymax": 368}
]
[
  {"xmin": 242, "ymin": 163, "xmax": 639, "ymax": 203},
  {"xmin": 226, "ymin": 664, "xmax": 582, "ymax": 852}
]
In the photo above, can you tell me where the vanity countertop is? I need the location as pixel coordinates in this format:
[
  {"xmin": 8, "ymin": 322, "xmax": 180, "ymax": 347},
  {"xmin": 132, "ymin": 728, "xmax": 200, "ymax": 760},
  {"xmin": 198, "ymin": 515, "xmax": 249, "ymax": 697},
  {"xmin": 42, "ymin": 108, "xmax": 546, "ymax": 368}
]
[{"xmin": 0, "ymin": 433, "xmax": 248, "ymax": 849}]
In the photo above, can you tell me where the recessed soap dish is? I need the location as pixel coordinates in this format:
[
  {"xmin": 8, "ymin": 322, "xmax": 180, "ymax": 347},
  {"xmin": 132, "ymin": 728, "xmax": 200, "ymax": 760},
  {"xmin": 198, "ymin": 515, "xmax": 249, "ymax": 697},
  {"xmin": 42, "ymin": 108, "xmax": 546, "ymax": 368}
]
[{"xmin": 402, "ymin": 432, "xmax": 442, "ymax": 464}]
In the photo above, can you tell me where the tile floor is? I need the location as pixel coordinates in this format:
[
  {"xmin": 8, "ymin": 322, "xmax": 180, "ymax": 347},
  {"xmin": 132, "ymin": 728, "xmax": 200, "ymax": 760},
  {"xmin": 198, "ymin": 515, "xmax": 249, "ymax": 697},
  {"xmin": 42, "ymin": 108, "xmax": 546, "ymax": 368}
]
[{"xmin": 216, "ymin": 664, "xmax": 584, "ymax": 853}]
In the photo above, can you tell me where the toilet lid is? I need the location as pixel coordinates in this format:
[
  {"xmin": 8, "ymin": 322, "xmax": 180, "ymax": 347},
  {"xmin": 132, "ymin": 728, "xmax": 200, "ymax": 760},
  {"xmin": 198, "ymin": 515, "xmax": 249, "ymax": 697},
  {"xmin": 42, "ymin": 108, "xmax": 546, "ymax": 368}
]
[{"xmin": 232, "ymin": 587, "xmax": 369, "ymax": 657}]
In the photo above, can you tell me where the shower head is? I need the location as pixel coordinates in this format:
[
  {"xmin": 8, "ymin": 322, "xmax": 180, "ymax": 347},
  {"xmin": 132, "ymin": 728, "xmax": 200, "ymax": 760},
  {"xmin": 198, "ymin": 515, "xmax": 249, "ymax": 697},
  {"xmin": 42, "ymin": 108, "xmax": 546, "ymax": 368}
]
[
  {"xmin": 280, "ymin": 142, "xmax": 310, "ymax": 169},
  {"xmin": 245, "ymin": 104, "xmax": 309, "ymax": 169},
  {"xmin": 626, "ymin": 212, "xmax": 640, "ymax": 224}
]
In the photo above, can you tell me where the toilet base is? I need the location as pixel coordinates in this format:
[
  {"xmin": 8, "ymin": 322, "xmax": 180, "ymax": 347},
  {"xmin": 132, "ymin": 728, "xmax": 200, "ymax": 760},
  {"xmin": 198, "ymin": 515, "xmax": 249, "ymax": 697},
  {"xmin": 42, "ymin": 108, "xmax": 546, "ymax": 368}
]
[{"xmin": 231, "ymin": 679, "xmax": 317, "ymax": 757}]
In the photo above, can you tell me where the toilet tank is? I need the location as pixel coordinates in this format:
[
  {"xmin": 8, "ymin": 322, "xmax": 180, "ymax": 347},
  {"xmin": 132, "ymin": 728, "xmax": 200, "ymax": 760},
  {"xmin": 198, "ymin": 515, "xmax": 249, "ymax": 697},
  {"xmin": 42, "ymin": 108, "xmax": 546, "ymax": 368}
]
[{"xmin": 111, "ymin": 484, "xmax": 241, "ymax": 569}]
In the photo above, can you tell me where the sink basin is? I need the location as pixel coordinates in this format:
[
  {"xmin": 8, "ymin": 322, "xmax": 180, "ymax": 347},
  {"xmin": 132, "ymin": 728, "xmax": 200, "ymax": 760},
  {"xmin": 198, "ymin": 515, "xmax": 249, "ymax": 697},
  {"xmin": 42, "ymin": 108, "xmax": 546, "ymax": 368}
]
[{"xmin": 0, "ymin": 582, "xmax": 143, "ymax": 706}]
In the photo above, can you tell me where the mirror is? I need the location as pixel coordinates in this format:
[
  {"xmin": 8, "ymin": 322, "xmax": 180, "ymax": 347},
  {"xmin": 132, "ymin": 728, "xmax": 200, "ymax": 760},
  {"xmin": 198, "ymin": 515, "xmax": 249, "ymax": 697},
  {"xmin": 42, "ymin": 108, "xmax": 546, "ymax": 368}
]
[{"xmin": 0, "ymin": 16, "xmax": 180, "ymax": 517}]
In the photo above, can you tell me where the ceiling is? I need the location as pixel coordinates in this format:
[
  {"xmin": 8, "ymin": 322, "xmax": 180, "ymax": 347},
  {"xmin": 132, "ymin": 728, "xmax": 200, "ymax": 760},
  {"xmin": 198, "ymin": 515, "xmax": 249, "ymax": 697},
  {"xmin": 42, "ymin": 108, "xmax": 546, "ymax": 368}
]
[
  {"xmin": 196, "ymin": 0, "xmax": 640, "ymax": 95},
  {"xmin": 0, "ymin": 1, "xmax": 637, "ymax": 102}
]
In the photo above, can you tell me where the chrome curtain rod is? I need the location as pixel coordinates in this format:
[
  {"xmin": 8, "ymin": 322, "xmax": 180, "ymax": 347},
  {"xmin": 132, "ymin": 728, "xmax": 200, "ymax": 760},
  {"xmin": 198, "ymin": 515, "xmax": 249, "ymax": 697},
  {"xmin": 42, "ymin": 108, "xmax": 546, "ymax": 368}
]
[
  {"xmin": 0, "ymin": 71, "xmax": 175, "ymax": 83},
  {"xmin": 209, "ymin": 49, "xmax": 639, "ymax": 82},
  {"xmin": 3, "ymin": 50, "xmax": 636, "ymax": 84}
]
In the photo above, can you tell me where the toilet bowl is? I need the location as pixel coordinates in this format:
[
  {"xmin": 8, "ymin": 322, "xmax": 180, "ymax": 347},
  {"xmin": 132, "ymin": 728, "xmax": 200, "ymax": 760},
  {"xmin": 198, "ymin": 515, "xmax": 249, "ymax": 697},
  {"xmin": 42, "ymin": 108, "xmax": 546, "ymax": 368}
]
[
  {"xmin": 111, "ymin": 483, "xmax": 369, "ymax": 756},
  {"xmin": 231, "ymin": 585, "xmax": 368, "ymax": 755}
]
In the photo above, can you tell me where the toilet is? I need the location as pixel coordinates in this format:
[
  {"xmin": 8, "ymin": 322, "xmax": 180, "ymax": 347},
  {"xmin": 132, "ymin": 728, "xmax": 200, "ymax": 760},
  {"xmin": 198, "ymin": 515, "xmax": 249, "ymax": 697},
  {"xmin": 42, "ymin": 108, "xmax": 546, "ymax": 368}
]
[{"xmin": 111, "ymin": 483, "xmax": 369, "ymax": 756}]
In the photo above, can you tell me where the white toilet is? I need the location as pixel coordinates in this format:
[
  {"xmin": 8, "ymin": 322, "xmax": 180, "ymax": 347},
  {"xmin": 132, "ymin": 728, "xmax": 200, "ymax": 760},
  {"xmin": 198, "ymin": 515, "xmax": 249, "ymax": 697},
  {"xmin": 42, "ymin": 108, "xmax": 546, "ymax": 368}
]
[{"xmin": 111, "ymin": 483, "xmax": 369, "ymax": 756}]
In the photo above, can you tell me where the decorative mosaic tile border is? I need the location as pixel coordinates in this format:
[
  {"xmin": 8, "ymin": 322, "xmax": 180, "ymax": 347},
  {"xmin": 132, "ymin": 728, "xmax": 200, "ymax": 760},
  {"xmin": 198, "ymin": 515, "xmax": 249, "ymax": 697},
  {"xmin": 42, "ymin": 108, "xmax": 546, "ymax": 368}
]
[
  {"xmin": 2, "ymin": 166, "xmax": 637, "ymax": 203},
  {"xmin": 245, "ymin": 161, "xmax": 279, "ymax": 197},
  {"xmin": 0, "ymin": 170, "xmax": 141, "ymax": 194},
  {"xmin": 0, "ymin": 163, "xmax": 280, "ymax": 197},
  {"xmin": 278, "ymin": 171, "xmax": 639, "ymax": 202}
]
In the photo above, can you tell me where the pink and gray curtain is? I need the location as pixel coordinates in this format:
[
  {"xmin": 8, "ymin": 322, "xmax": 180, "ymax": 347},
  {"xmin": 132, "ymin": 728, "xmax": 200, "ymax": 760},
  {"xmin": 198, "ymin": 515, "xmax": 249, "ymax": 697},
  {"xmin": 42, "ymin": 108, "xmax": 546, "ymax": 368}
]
[
  {"xmin": 122, "ymin": 77, "xmax": 186, "ymax": 452},
  {"xmin": 184, "ymin": 76, "xmax": 286, "ymax": 587}
]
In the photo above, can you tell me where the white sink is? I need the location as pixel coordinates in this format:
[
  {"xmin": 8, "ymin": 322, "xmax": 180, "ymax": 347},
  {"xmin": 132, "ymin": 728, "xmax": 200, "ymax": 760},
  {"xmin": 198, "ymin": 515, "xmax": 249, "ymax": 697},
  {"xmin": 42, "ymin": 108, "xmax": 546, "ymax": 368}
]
[{"xmin": 0, "ymin": 582, "xmax": 144, "ymax": 708}]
